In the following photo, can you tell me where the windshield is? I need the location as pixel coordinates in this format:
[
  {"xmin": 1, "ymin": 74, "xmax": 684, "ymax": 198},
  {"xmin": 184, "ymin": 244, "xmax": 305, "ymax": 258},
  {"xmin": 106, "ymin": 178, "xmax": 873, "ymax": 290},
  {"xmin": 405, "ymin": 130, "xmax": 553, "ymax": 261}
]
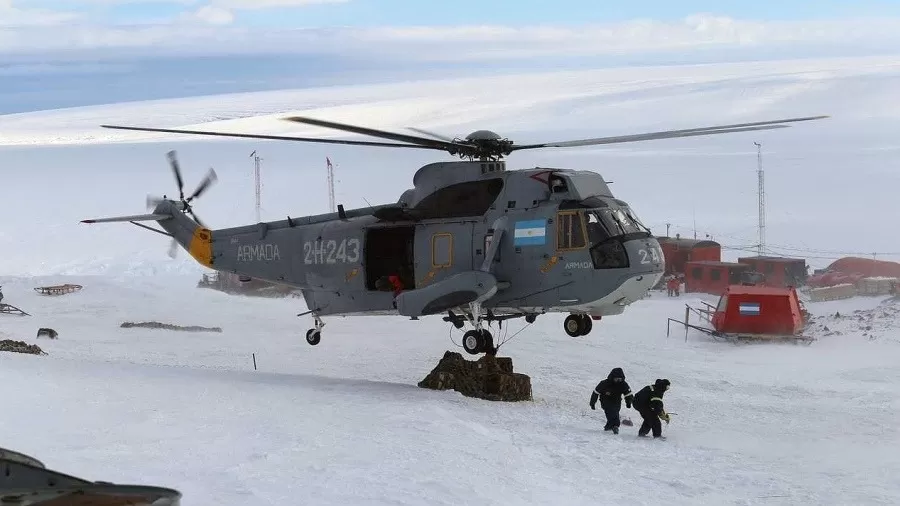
[{"xmin": 586, "ymin": 207, "xmax": 650, "ymax": 241}]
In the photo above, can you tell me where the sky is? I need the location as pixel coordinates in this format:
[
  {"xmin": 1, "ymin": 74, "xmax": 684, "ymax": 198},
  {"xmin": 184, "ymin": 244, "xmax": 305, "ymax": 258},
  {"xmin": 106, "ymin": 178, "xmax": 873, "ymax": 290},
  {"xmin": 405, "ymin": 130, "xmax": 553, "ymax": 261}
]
[
  {"xmin": 11, "ymin": 0, "xmax": 900, "ymax": 26},
  {"xmin": 5, "ymin": 0, "xmax": 900, "ymax": 58}
]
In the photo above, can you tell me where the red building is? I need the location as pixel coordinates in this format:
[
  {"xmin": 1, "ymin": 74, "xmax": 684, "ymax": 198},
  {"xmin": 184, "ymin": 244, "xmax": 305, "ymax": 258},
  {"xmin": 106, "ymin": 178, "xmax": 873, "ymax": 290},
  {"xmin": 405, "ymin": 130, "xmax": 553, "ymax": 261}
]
[
  {"xmin": 657, "ymin": 236, "xmax": 721, "ymax": 276},
  {"xmin": 712, "ymin": 285, "xmax": 804, "ymax": 336},
  {"xmin": 737, "ymin": 256, "xmax": 808, "ymax": 288},
  {"xmin": 808, "ymin": 257, "xmax": 900, "ymax": 287},
  {"xmin": 684, "ymin": 261, "xmax": 755, "ymax": 296}
]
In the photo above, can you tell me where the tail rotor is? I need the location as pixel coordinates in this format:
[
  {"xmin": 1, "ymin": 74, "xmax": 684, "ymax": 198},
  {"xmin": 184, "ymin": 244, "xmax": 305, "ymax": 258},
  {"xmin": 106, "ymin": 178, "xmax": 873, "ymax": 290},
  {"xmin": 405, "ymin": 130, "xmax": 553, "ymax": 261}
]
[{"xmin": 146, "ymin": 150, "xmax": 218, "ymax": 258}]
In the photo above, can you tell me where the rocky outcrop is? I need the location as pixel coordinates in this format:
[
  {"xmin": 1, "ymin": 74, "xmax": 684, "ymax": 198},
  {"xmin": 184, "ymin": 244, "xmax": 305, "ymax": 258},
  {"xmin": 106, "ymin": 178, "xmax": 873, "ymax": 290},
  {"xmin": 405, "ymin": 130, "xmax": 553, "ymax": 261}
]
[
  {"xmin": 418, "ymin": 351, "xmax": 532, "ymax": 402},
  {"xmin": 120, "ymin": 321, "xmax": 222, "ymax": 333},
  {"xmin": 0, "ymin": 339, "xmax": 46, "ymax": 355}
]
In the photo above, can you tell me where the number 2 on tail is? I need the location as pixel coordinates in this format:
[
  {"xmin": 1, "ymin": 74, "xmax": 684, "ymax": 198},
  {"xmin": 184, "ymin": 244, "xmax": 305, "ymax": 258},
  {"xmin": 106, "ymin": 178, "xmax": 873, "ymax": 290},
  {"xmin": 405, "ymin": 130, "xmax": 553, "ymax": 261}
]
[{"xmin": 638, "ymin": 247, "xmax": 660, "ymax": 264}]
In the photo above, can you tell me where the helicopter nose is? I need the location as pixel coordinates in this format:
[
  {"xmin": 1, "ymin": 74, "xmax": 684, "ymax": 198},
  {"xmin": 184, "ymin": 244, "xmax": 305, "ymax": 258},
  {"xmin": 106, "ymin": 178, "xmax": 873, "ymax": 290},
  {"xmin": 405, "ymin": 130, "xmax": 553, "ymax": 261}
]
[{"xmin": 623, "ymin": 237, "xmax": 665, "ymax": 273}]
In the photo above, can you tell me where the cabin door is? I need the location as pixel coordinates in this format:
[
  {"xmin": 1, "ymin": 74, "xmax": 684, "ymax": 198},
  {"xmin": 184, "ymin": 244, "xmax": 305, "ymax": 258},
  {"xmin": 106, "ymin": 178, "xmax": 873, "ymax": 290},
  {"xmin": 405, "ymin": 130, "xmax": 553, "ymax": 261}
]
[{"xmin": 414, "ymin": 222, "xmax": 475, "ymax": 289}]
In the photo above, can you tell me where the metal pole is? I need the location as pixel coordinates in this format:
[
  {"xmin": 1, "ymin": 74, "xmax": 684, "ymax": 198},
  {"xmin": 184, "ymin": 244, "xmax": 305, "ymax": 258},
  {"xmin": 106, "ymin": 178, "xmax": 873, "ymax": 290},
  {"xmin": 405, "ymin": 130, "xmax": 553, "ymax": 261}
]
[
  {"xmin": 755, "ymin": 142, "xmax": 765, "ymax": 257},
  {"xmin": 250, "ymin": 150, "xmax": 262, "ymax": 223},
  {"xmin": 326, "ymin": 157, "xmax": 336, "ymax": 213}
]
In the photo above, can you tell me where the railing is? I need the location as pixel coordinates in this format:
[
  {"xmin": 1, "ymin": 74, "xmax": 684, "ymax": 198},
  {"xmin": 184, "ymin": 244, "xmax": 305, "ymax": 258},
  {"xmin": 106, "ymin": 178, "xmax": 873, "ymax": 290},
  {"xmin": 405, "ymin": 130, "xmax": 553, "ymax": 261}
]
[
  {"xmin": 692, "ymin": 302, "xmax": 715, "ymax": 324},
  {"xmin": 666, "ymin": 302, "xmax": 720, "ymax": 342}
]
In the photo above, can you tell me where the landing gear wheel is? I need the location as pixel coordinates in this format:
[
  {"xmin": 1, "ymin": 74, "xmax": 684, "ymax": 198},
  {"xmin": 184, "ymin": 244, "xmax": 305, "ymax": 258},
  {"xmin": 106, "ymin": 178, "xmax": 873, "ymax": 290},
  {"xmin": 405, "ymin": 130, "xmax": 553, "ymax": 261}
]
[
  {"xmin": 306, "ymin": 329, "xmax": 321, "ymax": 346},
  {"xmin": 462, "ymin": 330, "xmax": 482, "ymax": 355},
  {"xmin": 525, "ymin": 313, "xmax": 537, "ymax": 324},
  {"xmin": 462, "ymin": 329, "xmax": 494, "ymax": 355},
  {"xmin": 482, "ymin": 330, "xmax": 496, "ymax": 356},
  {"xmin": 564, "ymin": 314, "xmax": 588, "ymax": 337},
  {"xmin": 579, "ymin": 315, "xmax": 593, "ymax": 336}
]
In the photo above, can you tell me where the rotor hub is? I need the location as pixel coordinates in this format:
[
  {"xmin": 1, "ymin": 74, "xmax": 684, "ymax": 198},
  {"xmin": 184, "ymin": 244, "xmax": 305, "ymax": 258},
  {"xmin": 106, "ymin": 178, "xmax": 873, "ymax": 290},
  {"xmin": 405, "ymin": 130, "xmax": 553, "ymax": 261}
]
[
  {"xmin": 465, "ymin": 130, "xmax": 502, "ymax": 141},
  {"xmin": 458, "ymin": 130, "xmax": 514, "ymax": 160}
]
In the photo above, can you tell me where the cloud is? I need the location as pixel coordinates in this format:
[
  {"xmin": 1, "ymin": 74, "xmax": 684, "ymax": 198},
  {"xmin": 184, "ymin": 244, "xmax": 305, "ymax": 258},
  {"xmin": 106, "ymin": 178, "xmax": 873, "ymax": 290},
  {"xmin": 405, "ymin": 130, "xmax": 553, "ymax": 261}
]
[
  {"xmin": 180, "ymin": 0, "xmax": 348, "ymax": 25},
  {"xmin": 19, "ymin": 0, "xmax": 349, "ymax": 27},
  {"xmin": 3, "ymin": 13, "xmax": 900, "ymax": 61},
  {"xmin": 183, "ymin": 5, "xmax": 234, "ymax": 25},
  {"xmin": 210, "ymin": 0, "xmax": 349, "ymax": 7},
  {"xmin": 0, "ymin": 0, "xmax": 81, "ymax": 27}
]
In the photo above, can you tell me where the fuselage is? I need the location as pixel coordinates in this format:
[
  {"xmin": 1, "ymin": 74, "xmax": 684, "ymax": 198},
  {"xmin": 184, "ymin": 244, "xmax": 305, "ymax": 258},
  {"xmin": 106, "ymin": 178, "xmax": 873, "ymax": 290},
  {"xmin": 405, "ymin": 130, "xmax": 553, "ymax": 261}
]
[{"xmin": 164, "ymin": 163, "xmax": 664, "ymax": 318}]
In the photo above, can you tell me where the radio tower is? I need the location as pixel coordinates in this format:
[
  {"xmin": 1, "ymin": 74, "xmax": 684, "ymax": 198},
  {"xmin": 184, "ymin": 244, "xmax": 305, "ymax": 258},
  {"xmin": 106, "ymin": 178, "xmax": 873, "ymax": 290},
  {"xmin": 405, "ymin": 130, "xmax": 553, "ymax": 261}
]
[
  {"xmin": 754, "ymin": 142, "xmax": 766, "ymax": 257},
  {"xmin": 326, "ymin": 157, "xmax": 336, "ymax": 213},
  {"xmin": 250, "ymin": 150, "xmax": 262, "ymax": 223}
]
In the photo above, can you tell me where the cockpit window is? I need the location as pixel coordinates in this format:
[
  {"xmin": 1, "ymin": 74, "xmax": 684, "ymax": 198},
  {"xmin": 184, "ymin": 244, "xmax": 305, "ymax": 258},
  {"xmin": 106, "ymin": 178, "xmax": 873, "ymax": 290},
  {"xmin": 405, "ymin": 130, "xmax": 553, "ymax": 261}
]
[
  {"xmin": 556, "ymin": 211, "xmax": 588, "ymax": 250},
  {"xmin": 586, "ymin": 211, "xmax": 611, "ymax": 244},
  {"xmin": 623, "ymin": 207, "xmax": 651, "ymax": 234},
  {"xmin": 582, "ymin": 206, "xmax": 648, "ymax": 270},
  {"xmin": 587, "ymin": 207, "xmax": 650, "ymax": 238}
]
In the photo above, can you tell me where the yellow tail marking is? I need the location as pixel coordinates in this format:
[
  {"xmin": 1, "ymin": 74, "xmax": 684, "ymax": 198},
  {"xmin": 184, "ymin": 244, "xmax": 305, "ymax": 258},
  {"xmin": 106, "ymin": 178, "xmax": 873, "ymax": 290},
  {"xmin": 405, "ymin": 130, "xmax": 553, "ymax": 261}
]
[
  {"xmin": 540, "ymin": 256, "xmax": 559, "ymax": 273},
  {"xmin": 345, "ymin": 268, "xmax": 359, "ymax": 282},
  {"xmin": 188, "ymin": 227, "xmax": 213, "ymax": 267},
  {"xmin": 418, "ymin": 269, "xmax": 437, "ymax": 287}
]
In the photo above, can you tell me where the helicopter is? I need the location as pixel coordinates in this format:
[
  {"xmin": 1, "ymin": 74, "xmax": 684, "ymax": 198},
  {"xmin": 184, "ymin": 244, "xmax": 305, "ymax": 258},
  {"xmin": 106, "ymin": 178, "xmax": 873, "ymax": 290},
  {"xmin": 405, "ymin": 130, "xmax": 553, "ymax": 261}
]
[{"xmin": 81, "ymin": 113, "xmax": 828, "ymax": 355}]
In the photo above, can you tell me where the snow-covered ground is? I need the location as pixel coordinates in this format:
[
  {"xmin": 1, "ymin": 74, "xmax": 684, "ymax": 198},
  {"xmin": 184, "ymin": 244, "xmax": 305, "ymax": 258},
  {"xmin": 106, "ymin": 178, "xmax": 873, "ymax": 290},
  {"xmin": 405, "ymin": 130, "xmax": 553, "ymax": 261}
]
[
  {"xmin": 1, "ymin": 274, "xmax": 898, "ymax": 505},
  {"xmin": 2, "ymin": 53, "xmax": 900, "ymax": 504}
]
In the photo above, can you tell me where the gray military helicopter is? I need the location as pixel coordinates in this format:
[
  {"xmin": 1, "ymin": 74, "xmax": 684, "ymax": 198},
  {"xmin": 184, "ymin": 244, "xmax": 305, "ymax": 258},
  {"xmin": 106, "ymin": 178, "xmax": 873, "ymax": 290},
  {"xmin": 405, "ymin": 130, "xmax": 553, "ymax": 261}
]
[{"xmin": 82, "ymin": 114, "xmax": 827, "ymax": 355}]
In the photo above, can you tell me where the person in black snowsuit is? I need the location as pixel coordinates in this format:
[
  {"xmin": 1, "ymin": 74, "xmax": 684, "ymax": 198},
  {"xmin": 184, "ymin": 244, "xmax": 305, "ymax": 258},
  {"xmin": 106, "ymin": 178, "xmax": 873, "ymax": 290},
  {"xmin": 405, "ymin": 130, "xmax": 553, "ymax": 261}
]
[
  {"xmin": 589, "ymin": 367, "xmax": 634, "ymax": 434},
  {"xmin": 632, "ymin": 378, "xmax": 671, "ymax": 438}
]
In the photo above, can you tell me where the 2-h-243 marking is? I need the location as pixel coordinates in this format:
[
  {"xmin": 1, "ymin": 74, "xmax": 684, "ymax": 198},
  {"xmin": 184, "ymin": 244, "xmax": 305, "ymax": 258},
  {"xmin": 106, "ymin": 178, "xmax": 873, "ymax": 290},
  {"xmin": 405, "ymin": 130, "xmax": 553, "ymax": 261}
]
[
  {"xmin": 304, "ymin": 238, "xmax": 360, "ymax": 265},
  {"xmin": 638, "ymin": 246, "xmax": 661, "ymax": 264}
]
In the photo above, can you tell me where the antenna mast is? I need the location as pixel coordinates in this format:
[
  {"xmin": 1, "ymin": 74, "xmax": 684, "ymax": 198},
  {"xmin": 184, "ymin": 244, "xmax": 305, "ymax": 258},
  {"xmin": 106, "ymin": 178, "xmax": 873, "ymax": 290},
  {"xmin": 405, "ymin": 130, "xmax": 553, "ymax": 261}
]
[
  {"xmin": 250, "ymin": 150, "xmax": 262, "ymax": 223},
  {"xmin": 326, "ymin": 157, "xmax": 336, "ymax": 213},
  {"xmin": 754, "ymin": 142, "xmax": 766, "ymax": 256}
]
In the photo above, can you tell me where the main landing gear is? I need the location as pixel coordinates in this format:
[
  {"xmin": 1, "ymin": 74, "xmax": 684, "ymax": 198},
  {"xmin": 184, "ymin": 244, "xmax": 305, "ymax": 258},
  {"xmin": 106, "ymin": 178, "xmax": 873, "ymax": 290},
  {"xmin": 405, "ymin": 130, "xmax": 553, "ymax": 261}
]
[
  {"xmin": 304, "ymin": 314, "xmax": 325, "ymax": 346},
  {"xmin": 564, "ymin": 313, "xmax": 595, "ymax": 337},
  {"xmin": 444, "ymin": 303, "xmax": 541, "ymax": 356}
]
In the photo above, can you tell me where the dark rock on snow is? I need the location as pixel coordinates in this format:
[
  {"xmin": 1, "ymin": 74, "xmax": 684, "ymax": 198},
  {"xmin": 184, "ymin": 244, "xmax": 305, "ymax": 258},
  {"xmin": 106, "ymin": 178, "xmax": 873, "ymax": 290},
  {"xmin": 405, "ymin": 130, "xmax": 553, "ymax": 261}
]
[
  {"xmin": 120, "ymin": 321, "xmax": 222, "ymax": 333},
  {"xmin": 0, "ymin": 339, "xmax": 46, "ymax": 355},
  {"xmin": 418, "ymin": 351, "xmax": 532, "ymax": 402}
]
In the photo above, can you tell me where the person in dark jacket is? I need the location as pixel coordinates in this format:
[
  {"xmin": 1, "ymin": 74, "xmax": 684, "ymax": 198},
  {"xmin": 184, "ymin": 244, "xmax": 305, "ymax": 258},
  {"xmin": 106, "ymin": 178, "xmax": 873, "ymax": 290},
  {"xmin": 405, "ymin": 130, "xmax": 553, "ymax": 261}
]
[
  {"xmin": 589, "ymin": 367, "xmax": 634, "ymax": 434},
  {"xmin": 632, "ymin": 378, "xmax": 671, "ymax": 438}
]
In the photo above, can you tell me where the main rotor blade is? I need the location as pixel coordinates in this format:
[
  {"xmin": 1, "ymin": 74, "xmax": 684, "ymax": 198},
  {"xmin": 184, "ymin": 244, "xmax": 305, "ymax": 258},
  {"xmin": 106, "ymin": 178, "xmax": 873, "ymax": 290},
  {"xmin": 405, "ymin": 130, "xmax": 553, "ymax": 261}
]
[
  {"xmin": 100, "ymin": 125, "xmax": 449, "ymax": 151},
  {"xmin": 284, "ymin": 116, "xmax": 472, "ymax": 152},
  {"xmin": 511, "ymin": 115, "xmax": 830, "ymax": 151},
  {"xmin": 406, "ymin": 127, "xmax": 457, "ymax": 143}
]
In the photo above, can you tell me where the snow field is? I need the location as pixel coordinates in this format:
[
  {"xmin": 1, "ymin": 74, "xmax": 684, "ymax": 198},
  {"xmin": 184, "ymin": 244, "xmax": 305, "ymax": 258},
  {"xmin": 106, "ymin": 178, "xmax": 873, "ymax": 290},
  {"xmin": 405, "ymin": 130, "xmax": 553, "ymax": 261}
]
[{"xmin": 1, "ymin": 274, "xmax": 898, "ymax": 505}]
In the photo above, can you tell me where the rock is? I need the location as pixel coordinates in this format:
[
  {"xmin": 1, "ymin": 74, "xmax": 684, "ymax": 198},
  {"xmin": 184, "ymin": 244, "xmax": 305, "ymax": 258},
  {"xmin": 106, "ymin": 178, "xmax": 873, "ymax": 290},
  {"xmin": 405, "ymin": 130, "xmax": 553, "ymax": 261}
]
[
  {"xmin": 120, "ymin": 321, "xmax": 222, "ymax": 333},
  {"xmin": 36, "ymin": 328, "xmax": 58, "ymax": 339},
  {"xmin": 418, "ymin": 351, "xmax": 532, "ymax": 402},
  {"xmin": 0, "ymin": 339, "xmax": 46, "ymax": 355}
]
